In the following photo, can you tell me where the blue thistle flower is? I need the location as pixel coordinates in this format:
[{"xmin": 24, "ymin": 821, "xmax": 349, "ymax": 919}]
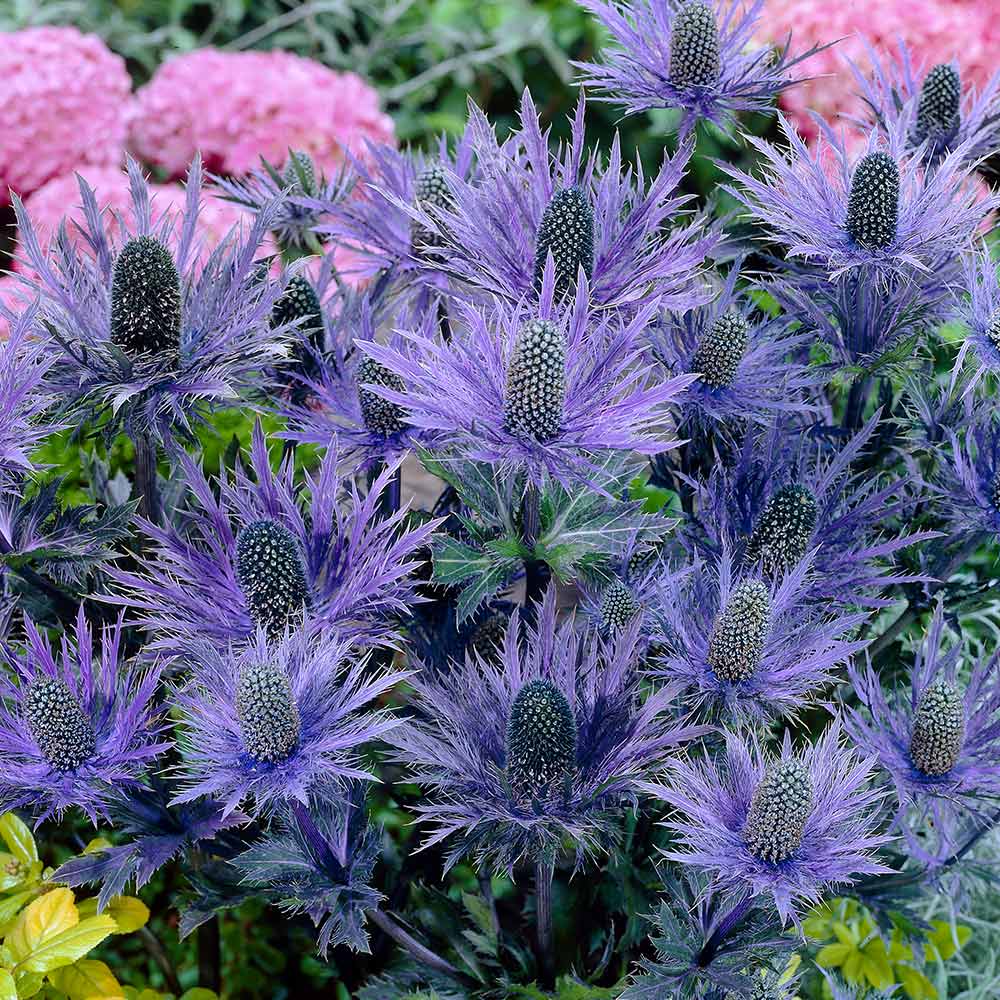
[
  {"xmin": 933, "ymin": 410, "xmax": 1000, "ymax": 540},
  {"xmin": 574, "ymin": 0, "xmax": 819, "ymax": 136},
  {"xmin": 106, "ymin": 421, "xmax": 439, "ymax": 654},
  {"xmin": 172, "ymin": 627, "xmax": 409, "ymax": 816},
  {"xmin": 953, "ymin": 249, "xmax": 1000, "ymax": 396},
  {"xmin": 0, "ymin": 608, "xmax": 169, "ymax": 823},
  {"xmin": 649, "ymin": 724, "xmax": 893, "ymax": 924}
]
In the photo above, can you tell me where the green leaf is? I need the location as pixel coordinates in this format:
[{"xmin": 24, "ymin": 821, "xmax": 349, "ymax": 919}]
[
  {"xmin": 0, "ymin": 818, "xmax": 37, "ymax": 868},
  {"xmin": 923, "ymin": 920, "xmax": 971, "ymax": 962},
  {"xmin": 6, "ymin": 889, "xmax": 79, "ymax": 965},
  {"xmin": 48, "ymin": 959, "xmax": 124, "ymax": 998},
  {"xmin": 14, "ymin": 914, "xmax": 117, "ymax": 975},
  {"xmin": 896, "ymin": 964, "xmax": 937, "ymax": 1000},
  {"xmin": 0, "ymin": 970, "xmax": 15, "ymax": 1000},
  {"xmin": 816, "ymin": 942, "xmax": 853, "ymax": 968},
  {"xmin": 431, "ymin": 537, "xmax": 493, "ymax": 585},
  {"xmin": 179, "ymin": 990, "xmax": 220, "ymax": 1000},
  {"xmin": 74, "ymin": 897, "xmax": 148, "ymax": 935}
]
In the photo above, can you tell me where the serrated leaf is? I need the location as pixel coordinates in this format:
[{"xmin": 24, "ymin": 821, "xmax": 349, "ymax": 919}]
[
  {"xmin": 11, "ymin": 910, "xmax": 116, "ymax": 975},
  {"xmin": 6, "ymin": 888, "xmax": 79, "ymax": 964},
  {"xmin": 431, "ymin": 537, "xmax": 491, "ymax": 585},
  {"xmin": 48, "ymin": 958, "xmax": 123, "ymax": 999}
]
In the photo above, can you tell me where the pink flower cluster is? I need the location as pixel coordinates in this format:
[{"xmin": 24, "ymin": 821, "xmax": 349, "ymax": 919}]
[
  {"xmin": 754, "ymin": 0, "xmax": 1000, "ymax": 141},
  {"xmin": 129, "ymin": 49, "xmax": 395, "ymax": 179},
  {"xmin": 0, "ymin": 27, "xmax": 132, "ymax": 204}
]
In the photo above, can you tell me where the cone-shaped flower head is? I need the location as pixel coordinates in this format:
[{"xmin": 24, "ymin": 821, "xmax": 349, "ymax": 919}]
[
  {"xmin": 356, "ymin": 356, "xmax": 408, "ymax": 436},
  {"xmin": 988, "ymin": 311, "xmax": 1000, "ymax": 353},
  {"xmin": 532, "ymin": 187, "xmax": 594, "ymax": 296},
  {"xmin": 282, "ymin": 150, "xmax": 317, "ymax": 196},
  {"xmin": 23, "ymin": 677, "xmax": 97, "ymax": 772},
  {"xmin": 235, "ymin": 659, "xmax": 302, "ymax": 764},
  {"xmin": 915, "ymin": 65, "xmax": 961, "ymax": 144},
  {"xmin": 706, "ymin": 578, "xmax": 772, "ymax": 684},
  {"xmin": 669, "ymin": 2, "xmax": 721, "ymax": 89},
  {"xmin": 271, "ymin": 274, "xmax": 323, "ymax": 351},
  {"xmin": 235, "ymin": 519, "xmax": 310, "ymax": 640},
  {"xmin": 746, "ymin": 484, "xmax": 818, "ymax": 576},
  {"xmin": 845, "ymin": 153, "xmax": 900, "ymax": 251},
  {"xmin": 504, "ymin": 318, "xmax": 567, "ymax": 442},
  {"xmin": 469, "ymin": 611, "xmax": 510, "ymax": 662},
  {"xmin": 743, "ymin": 756, "xmax": 813, "ymax": 864},
  {"xmin": 506, "ymin": 679, "xmax": 578, "ymax": 796},
  {"xmin": 690, "ymin": 308, "xmax": 749, "ymax": 389},
  {"xmin": 412, "ymin": 162, "xmax": 454, "ymax": 250},
  {"xmin": 990, "ymin": 470, "xmax": 1000, "ymax": 512},
  {"xmin": 110, "ymin": 235, "xmax": 182, "ymax": 360},
  {"xmin": 599, "ymin": 579, "xmax": 641, "ymax": 634},
  {"xmin": 909, "ymin": 680, "xmax": 966, "ymax": 777}
]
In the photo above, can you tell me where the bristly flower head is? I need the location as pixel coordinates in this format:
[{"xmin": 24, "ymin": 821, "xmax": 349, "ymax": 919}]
[
  {"xmin": 722, "ymin": 116, "xmax": 990, "ymax": 287},
  {"xmin": 953, "ymin": 249, "xmax": 1000, "ymax": 397},
  {"xmin": 0, "ymin": 608, "xmax": 168, "ymax": 823},
  {"xmin": 413, "ymin": 91, "xmax": 716, "ymax": 317},
  {"xmin": 933, "ymin": 409, "xmax": 1000, "ymax": 540},
  {"xmin": 234, "ymin": 792, "xmax": 382, "ymax": 956},
  {"xmin": 359, "ymin": 279, "xmax": 698, "ymax": 489},
  {"xmin": 845, "ymin": 601, "xmax": 1000, "ymax": 834},
  {"xmin": 650, "ymin": 724, "xmax": 893, "ymax": 924},
  {"xmin": 387, "ymin": 588, "xmax": 710, "ymax": 874},
  {"xmin": 850, "ymin": 41, "xmax": 1000, "ymax": 167},
  {"xmin": 650, "ymin": 550, "xmax": 867, "ymax": 723},
  {"xmin": 171, "ymin": 627, "xmax": 407, "ymax": 817},
  {"xmin": 647, "ymin": 265, "xmax": 820, "ymax": 436},
  {"xmin": 12, "ymin": 156, "xmax": 292, "ymax": 443},
  {"xmin": 106, "ymin": 421, "xmax": 439, "ymax": 654},
  {"xmin": 574, "ymin": 0, "xmax": 819, "ymax": 135}
]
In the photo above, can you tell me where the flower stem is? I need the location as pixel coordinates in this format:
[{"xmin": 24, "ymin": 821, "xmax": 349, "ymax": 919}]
[
  {"xmin": 368, "ymin": 908, "xmax": 459, "ymax": 977},
  {"xmin": 521, "ymin": 483, "xmax": 549, "ymax": 625},
  {"xmin": 535, "ymin": 858, "xmax": 555, "ymax": 988},
  {"xmin": 696, "ymin": 894, "xmax": 751, "ymax": 969},
  {"xmin": 133, "ymin": 433, "xmax": 162, "ymax": 525},
  {"xmin": 478, "ymin": 866, "xmax": 501, "ymax": 942},
  {"xmin": 196, "ymin": 917, "xmax": 221, "ymax": 993}
]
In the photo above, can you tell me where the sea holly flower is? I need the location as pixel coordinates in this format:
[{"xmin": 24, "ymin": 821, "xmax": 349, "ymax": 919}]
[
  {"xmin": 649, "ymin": 550, "xmax": 867, "ymax": 723},
  {"xmin": 933, "ymin": 411, "xmax": 1000, "ymax": 541},
  {"xmin": 0, "ymin": 608, "xmax": 168, "ymax": 823},
  {"xmin": 849, "ymin": 41, "xmax": 1000, "ymax": 167},
  {"xmin": 845, "ymin": 601, "xmax": 1000, "ymax": 833},
  {"xmin": 414, "ymin": 91, "xmax": 716, "ymax": 317},
  {"xmin": 574, "ymin": 0, "xmax": 817, "ymax": 136},
  {"xmin": 650, "ymin": 724, "xmax": 893, "ymax": 924},
  {"xmin": 646, "ymin": 265, "xmax": 820, "ymax": 436},
  {"xmin": 171, "ymin": 627, "xmax": 408, "ymax": 816},
  {"xmin": 685, "ymin": 416, "xmax": 938, "ymax": 608},
  {"xmin": 387, "ymin": 588, "xmax": 710, "ymax": 873},
  {"xmin": 12, "ymin": 156, "xmax": 292, "ymax": 443},
  {"xmin": 106, "ymin": 421, "xmax": 439, "ymax": 654},
  {"xmin": 360, "ymin": 278, "xmax": 698, "ymax": 490},
  {"xmin": 953, "ymin": 249, "xmax": 1000, "ymax": 396}
]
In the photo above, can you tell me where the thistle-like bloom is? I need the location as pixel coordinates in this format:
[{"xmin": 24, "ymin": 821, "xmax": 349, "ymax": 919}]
[
  {"xmin": 361, "ymin": 279, "xmax": 698, "ymax": 488},
  {"xmin": 722, "ymin": 116, "xmax": 989, "ymax": 286},
  {"xmin": 107, "ymin": 422, "xmax": 438, "ymax": 654},
  {"xmin": 845, "ymin": 601, "xmax": 1000, "ymax": 833},
  {"xmin": 172, "ymin": 627, "xmax": 407, "ymax": 816},
  {"xmin": 12, "ymin": 156, "xmax": 291, "ymax": 443},
  {"xmin": 651, "ymin": 551, "xmax": 867, "ymax": 722},
  {"xmin": 0, "ymin": 608, "xmax": 168, "ymax": 822},
  {"xmin": 235, "ymin": 792, "xmax": 382, "ymax": 956},
  {"xmin": 651, "ymin": 725, "xmax": 893, "ymax": 924},
  {"xmin": 213, "ymin": 150, "xmax": 353, "ymax": 253},
  {"xmin": 575, "ymin": 0, "xmax": 817, "ymax": 135},
  {"xmin": 953, "ymin": 249, "xmax": 1000, "ymax": 396},
  {"xmin": 388, "ymin": 588, "xmax": 710, "ymax": 873},
  {"xmin": 686, "ymin": 416, "xmax": 937, "ymax": 608},
  {"xmin": 933, "ymin": 411, "xmax": 1000, "ymax": 540},
  {"xmin": 647, "ymin": 266, "xmax": 819, "ymax": 434},
  {"xmin": 415, "ymin": 92, "xmax": 715, "ymax": 316},
  {"xmin": 850, "ymin": 41, "xmax": 1000, "ymax": 167}
]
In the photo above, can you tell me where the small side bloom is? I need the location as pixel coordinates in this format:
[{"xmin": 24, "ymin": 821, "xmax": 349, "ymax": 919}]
[
  {"xmin": 933, "ymin": 411, "xmax": 1000, "ymax": 540},
  {"xmin": 0, "ymin": 608, "xmax": 168, "ymax": 823},
  {"xmin": 953, "ymin": 248, "xmax": 1000, "ymax": 396}
]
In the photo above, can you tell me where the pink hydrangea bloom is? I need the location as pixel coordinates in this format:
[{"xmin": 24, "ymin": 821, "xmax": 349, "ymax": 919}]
[
  {"xmin": 0, "ymin": 27, "xmax": 131, "ymax": 203},
  {"xmin": 129, "ymin": 49, "xmax": 395, "ymax": 179},
  {"xmin": 13, "ymin": 167, "xmax": 276, "ymax": 277},
  {"xmin": 755, "ymin": 0, "xmax": 997, "ymax": 141}
]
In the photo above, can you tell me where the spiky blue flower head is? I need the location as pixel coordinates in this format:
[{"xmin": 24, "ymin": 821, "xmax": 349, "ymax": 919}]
[
  {"xmin": 849, "ymin": 41, "xmax": 1000, "ymax": 167},
  {"xmin": 686, "ymin": 415, "xmax": 937, "ymax": 609},
  {"xmin": 214, "ymin": 150, "xmax": 353, "ymax": 250},
  {"xmin": 721, "ymin": 116, "xmax": 992, "ymax": 289},
  {"xmin": 574, "ymin": 0, "xmax": 818, "ymax": 136},
  {"xmin": 650, "ymin": 724, "xmax": 893, "ymax": 924},
  {"xmin": 409, "ymin": 91, "xmax": 716, "ymax": 319},
  {"xmin": 0, "ymin": 608, "xmax": 169, "ymax": 823},
  {"xmin": 172, "ymin": 627, "xmax": 407, "ymax": 817},
  {"xmin": 933, "ymin": 410, "xmax": 1000, "ymax": 540},
  {"xmin": 647, "ymin": 265, "xmax": 821, "ymax": 436},
  {"xmin": 845, "ymin": 601, "xmax": 1000, "ymax": 835},
  {"xmin": 106, "ymin": 421, "xmax": 439, "ymax": 655},
  {"xmin": 12, "ymin": 156, "xmax": 294, "ymax": 444},
  {"xmin": 649, "ymin": 550, "xmax": 867, "ymax": 723},
  {"xmin": 277, "ymin": 287, "xmax": 435, "ymax": 469},
  {"xmin": 387, "ymin": 588, "xmax": 710, "ymax": 874},
  {"xmin": 953, "ymin": 249, "xmax": 1000, "ymax": 396},
  {"xmin": 234, "ymin": 791, "xmax": 382, "ymax": 956},
  {"xmin": 358, "ymin": 279, "xmax": 699, "ymax": 490}
]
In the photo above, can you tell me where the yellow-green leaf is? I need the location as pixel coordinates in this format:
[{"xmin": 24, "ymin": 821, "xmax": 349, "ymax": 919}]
[
  {"xmin": 5, "ymin": 889, "xmax": 79, "ymax": 964},
  {"xmin": 0, "ymin": 970, "xmax": 14, "ymax": 1000},
  {"xmin": 816, "ymin": 942, "xmax": 853, "ymax": 967},
  {"xmin": 924, "ymin": 920, "xmax": 972, "ymax": 962},
  {"xmin": 832, "ymin": 921, "xmax": 860, "ymax": 946},
  {"xmin": 48, "ymin": 959, "xmax": 124, "ymax": 999},
  {"xmin": 897, "ymin": 964, "xmax": 938, "ymax": 1000},
  {"xmin": 180, "ymin": 991, "xmax": 220, "ymax": 1000},
  {"xmin": 75, "ymin": 897, "xmax": 148, "ymax": 936},
  {"xmin": 0, "ymin": 889, "xmax": 39, "ymax": 937},
  {"xmin": 15, "ymin": 915, "xmax": 116, "ymax": 974},
  {"xmin": 81, "ymin": 839, "xmax": 112, "ymax": 857},
  {"xmin": 0, "ymin": 817, "xmax": 37, "ymax": 867}
]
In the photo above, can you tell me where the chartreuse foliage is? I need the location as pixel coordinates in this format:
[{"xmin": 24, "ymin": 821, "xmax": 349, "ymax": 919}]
[{"xmin": 805, "ymin": 897, "xmax": 971, "ymax": 999}]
